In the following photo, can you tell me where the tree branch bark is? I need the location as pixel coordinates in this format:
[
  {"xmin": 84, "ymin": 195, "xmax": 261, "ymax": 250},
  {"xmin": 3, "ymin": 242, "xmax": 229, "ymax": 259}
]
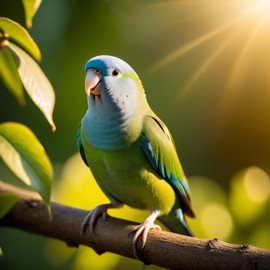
[{"xmin": 0, "ymin": 182, "xmax": 270, "ymax": 270}]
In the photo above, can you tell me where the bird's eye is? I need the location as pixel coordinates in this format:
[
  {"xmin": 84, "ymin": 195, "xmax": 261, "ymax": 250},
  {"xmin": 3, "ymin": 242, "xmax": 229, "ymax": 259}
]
[
  {"xmin": 95, "ymin": 69, "xmax": 100, "ymax": 73},
  {"xmin": 112, "ymin": 69, "xmax": 120, "ymax": 76}
]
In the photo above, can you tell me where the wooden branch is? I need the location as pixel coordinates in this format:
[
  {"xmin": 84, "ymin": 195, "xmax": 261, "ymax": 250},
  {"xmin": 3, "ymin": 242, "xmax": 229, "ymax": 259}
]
[{"xmin": 0, "ymin": 182, "xmax": 270, "ymax": 270}]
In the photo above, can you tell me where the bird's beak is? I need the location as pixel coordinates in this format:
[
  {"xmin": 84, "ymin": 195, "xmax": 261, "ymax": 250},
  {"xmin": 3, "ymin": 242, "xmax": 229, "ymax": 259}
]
[{"xmin": 85, "ymin": 69, "xmax": 102, "ymax": 96}]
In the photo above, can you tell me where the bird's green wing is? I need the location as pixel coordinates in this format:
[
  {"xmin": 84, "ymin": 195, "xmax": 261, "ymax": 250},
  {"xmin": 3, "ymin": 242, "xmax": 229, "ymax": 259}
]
[
  {"xmin": 141, "ymin": 115, "xmax": 195, "ymax": 217},
  {"xmin": 77, "ymin": 124, "xmax": 89, "ymax": 167}
]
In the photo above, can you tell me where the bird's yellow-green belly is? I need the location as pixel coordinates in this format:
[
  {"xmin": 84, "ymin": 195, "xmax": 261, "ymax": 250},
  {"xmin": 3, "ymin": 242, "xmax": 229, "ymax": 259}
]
[{"xmin": 84, "ymin": 142, "xmax": 176, "ymax": 215}]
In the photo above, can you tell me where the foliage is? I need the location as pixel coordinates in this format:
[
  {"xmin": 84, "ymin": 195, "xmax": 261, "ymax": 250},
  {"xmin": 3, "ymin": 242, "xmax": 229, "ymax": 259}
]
[
  {"xmin": 21, "ymin": 0, "xmax": 42, "ymax": 29},
  {"xmin": 0, "ymin": 1, "xmax": 54, "ymax": 213},
  {"xmin": 0, "ymin": 122, "xmax": 52, "ymax": 203},
  {"xmin": 0, "ymin": 192, "xmax": 19, "ymax": 218}
]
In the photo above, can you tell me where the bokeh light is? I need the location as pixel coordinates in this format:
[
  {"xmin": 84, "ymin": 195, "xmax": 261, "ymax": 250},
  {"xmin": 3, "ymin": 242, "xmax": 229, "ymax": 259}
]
[
  {"xmin": 229, "ymin": 167, "xmax": 269, "ymax": 226},
  {"xmin": 244, "ymin": 166, "xmax": 270, "ymax": 202},
  {"xmin": 187, "ymin": 177, "xmax": 230, "ymax": 239},
  {"xmin": 201, "ymin": 204, "xmax": 233, "ymax": 240}
]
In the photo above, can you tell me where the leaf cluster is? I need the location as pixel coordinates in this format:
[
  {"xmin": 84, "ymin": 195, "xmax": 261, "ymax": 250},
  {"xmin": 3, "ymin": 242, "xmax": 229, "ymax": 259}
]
[{"xmin": 0, "ymin": 0, "xmax": 54, "ymax": 217}]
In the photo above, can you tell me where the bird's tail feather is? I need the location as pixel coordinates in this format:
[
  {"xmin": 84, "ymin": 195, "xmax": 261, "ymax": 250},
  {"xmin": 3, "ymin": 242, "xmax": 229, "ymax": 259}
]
[{"xmin": 158, "ymin": 208, "xmax": 194, "ymax": 236}]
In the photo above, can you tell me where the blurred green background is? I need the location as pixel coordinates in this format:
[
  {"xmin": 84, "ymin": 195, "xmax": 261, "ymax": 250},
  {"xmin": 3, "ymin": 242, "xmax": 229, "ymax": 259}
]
[{"xmin": 1, "ymin": 0, "xmax": 270, "ymax": 269}]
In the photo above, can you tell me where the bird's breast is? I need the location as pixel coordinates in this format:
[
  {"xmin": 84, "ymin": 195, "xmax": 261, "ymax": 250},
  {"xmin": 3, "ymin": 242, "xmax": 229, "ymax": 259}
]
[
  {"xmin": 81, "ymin": 135, "xmax": 176, "ymax": 214},
  {"xmin": 82, "ymin": 107, "xmax": 143, "ymax": 151}
]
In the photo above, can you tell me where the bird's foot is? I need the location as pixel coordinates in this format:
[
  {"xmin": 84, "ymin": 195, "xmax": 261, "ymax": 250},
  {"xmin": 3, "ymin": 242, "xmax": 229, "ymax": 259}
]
[
  {"xmin": 81, "ymin": 203, "xmax": 121, "ymax": 234},
  {"xmin": 131, "ymin": 210, "xmax": 161, "ymax": 259}
]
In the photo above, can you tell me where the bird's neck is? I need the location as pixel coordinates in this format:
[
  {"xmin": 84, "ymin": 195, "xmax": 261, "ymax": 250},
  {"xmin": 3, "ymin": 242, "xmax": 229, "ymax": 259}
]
[{"xmin": 82, "ymin": 100, "xmax": 148, "ymax": 151}]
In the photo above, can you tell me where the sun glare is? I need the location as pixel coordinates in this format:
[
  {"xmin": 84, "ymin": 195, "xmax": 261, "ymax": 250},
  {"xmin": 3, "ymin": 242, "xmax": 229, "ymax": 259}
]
[
  {"xmin": 148, "ymin": 0, "xmax": 270, "ymax": 128},
  {"xmin": 257, "ymin": 0, "xmax": 270, "ymax": 13}
]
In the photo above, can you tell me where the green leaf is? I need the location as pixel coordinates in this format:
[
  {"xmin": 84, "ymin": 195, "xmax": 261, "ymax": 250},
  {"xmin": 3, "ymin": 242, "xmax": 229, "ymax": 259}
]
[
  {"xmin": 0, "ymin": 193, "xmax": 20, "ymax": 218},
  {"xmin": 0, "ymin": 17, "xmax": 41, "ymax": 61},
  {"xmin": 0, "ymin": 122, "xmax": 53, "ymax": 204},
  {"xmin": 22, "ymin": 0, "xmax": 42, "ymax": 28},
  {"xmin": 0, "ymin": 46, "xmax": 25, "ymax": 104},
  {"xmin": 8, "ymin": 42, "xmax": 56, "ymax": 131}
]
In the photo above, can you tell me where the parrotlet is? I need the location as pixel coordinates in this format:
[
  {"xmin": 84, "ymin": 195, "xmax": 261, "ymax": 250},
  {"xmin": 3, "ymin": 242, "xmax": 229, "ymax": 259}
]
[{"xmin": 77, "ymin": 55, "xmax": 195, "ymax": 256}]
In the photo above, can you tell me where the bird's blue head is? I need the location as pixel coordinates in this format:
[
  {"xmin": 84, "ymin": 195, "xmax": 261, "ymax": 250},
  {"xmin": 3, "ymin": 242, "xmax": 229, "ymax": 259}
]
[{"xmin": 84, "ymin": 55, "xmax": 146, "ymax": 117}]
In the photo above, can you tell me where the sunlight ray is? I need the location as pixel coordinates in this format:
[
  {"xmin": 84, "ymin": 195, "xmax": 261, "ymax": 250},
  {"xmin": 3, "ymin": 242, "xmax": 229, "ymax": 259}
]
[
  {"xmin": 176, "ymin": 37, "xmax": 233, "ymax": 101},
  {"xmin": 222, "ymin": 17, "xmax": 266, "ymax": 105},
  {"xmin": 215, "ymin": 15, "xmax": 269, "ymax": 136},
  {"xmin": 149, "ymin": 5, "xmax": 255, "ymax": 73},
  {"xmin": 147, "ymin": 0, "xmax": 236, "ymax": 8}
]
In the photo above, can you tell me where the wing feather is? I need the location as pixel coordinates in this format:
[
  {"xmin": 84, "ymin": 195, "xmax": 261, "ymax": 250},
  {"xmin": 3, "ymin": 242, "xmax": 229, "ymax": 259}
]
[
  {"xmin": 141, "ymin": 115, "xmax": 195, "ymax": 218},
  {"xmin": 77, "ymin": 125, "xmax": 89, "ymax": 167}
]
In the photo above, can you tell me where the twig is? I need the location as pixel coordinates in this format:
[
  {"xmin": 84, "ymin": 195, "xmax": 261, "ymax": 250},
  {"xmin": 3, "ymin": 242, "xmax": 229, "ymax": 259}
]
[{"xmin": 0, "ymin": 182, "xmax": 270, "ymax": 270}]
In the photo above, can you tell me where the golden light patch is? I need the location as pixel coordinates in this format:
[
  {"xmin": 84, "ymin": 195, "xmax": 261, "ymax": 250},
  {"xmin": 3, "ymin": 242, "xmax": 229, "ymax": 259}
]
[{"xmin": 244, "ymin": 167, "xmax": 270, "ymax": 202}]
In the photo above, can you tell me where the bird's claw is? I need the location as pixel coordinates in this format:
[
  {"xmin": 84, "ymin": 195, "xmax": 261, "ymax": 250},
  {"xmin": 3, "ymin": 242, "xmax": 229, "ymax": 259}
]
[
  {"xmin": 131, "ymin": 221, "xmax": 161, "ymax": 259},
  {"xmin": 80, "ymin": 204, "xmax": 109, "ymax": 234}
]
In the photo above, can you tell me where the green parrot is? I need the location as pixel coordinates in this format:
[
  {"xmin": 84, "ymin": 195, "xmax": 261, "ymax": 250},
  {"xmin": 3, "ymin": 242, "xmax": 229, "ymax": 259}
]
[{"xmin": 77, "ymin": 55, "xmax": 195, "ymax": 256}]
